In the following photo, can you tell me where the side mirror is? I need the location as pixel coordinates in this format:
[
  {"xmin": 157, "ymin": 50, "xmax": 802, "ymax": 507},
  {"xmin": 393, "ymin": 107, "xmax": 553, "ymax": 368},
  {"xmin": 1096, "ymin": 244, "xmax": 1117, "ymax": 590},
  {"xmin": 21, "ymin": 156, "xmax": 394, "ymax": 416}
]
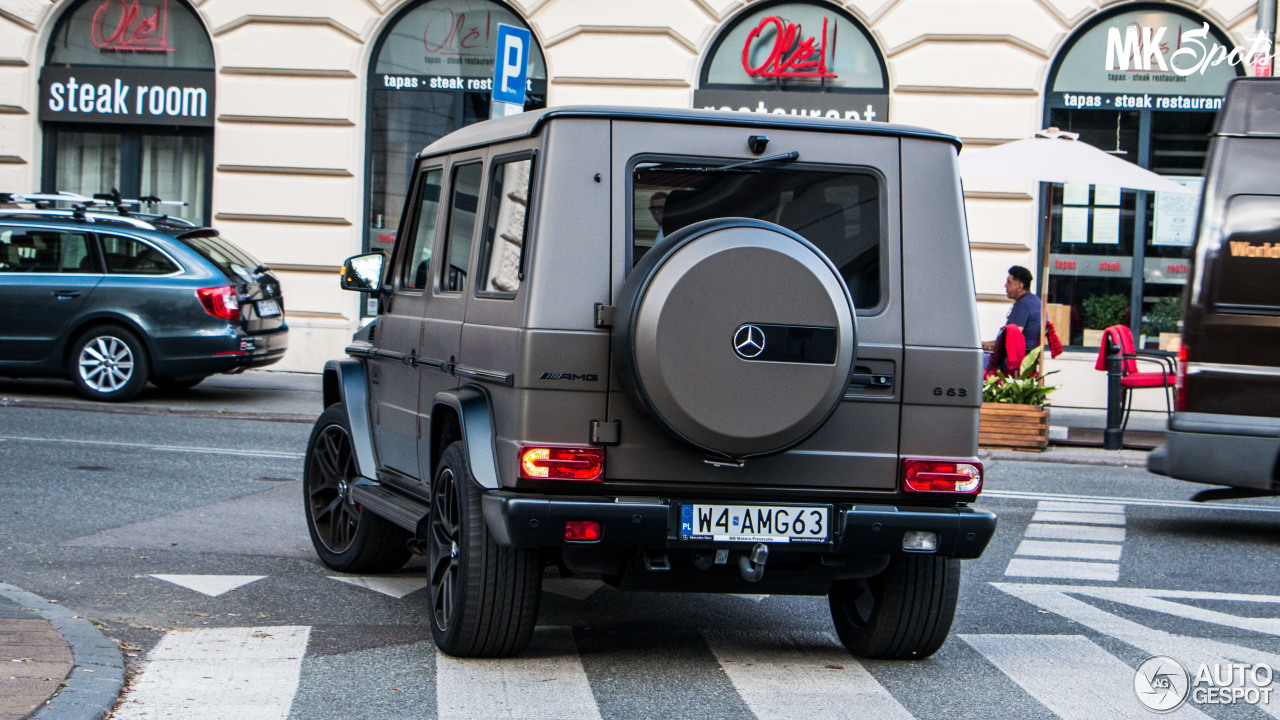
[{"xmin": 340, "ymin": 253, "xmax": 384, "ymax": 292}]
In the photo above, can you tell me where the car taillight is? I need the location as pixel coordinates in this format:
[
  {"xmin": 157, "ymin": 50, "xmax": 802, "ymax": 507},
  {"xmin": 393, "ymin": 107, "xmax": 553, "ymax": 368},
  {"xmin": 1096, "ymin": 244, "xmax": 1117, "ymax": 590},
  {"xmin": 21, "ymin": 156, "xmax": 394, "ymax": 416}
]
[
  {"xmin": 519, "ymin": 446, "xmax": 604, "ymax": 481},
  {"xmin": 902, "ymin": 458, "xmax": 982, "ymax": 494},
  {"xmin": 1176, "ymin": 344, "xmax": 1188, "ymax": 412},
  {"xmin": 564, "ymin": 520, "xmax": 602, "ymax": 542},
  {"xmin": 197, "ymin": 286, "xmax": 240, "ymax": 322}
]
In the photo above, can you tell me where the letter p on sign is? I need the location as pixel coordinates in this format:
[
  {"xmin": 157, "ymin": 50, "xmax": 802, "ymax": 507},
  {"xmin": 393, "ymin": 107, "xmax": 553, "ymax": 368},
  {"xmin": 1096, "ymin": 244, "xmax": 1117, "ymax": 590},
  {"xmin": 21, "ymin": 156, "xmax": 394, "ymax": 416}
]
[{"xmin": 491, "ymin": 24, "xmax": 531, "ymax": 107}]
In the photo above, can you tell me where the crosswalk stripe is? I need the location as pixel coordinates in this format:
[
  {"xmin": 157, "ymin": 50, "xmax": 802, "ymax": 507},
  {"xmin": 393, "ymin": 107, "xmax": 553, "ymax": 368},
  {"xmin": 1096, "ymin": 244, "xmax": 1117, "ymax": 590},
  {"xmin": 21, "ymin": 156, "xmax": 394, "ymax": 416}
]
[
  {"xmin": 1015, "ymin": 540, "xmax": 1123, "ymax": 561},
  {"xmin": 702, "ymin": 630, "xmax": 914, "ymax": 720},
  {"xmin": 1035, "ymin": 501, "xmax": 1127, "ymax": 514},
  {"xmin": 436, "ymin": 626, "xmax": 602, "ymax": 720},
  {"xmin": 961, "ymin": 634, "xmax": 1212, "ymax": 719},
  {"xmin": 1030, "ymin": 511, "xmax": 1127, "ymax": 525},
  {"xmin": 1005, "ymin": 558, "xmax": 1119, "ymax": 582},
  {"xmin": 113, "ymin": 625, "xmax": 311, "ymax": 720},
  {"xmin": 1025, "ymin": 523, "xmax": 1126, "ymax": 542}
]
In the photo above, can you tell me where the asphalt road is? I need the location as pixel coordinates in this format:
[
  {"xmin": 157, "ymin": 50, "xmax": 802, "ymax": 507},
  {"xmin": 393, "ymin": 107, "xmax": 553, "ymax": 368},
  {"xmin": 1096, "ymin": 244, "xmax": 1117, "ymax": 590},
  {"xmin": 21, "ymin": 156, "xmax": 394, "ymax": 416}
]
[{"xmin": 2, "ymin": 404, "xmax": 1279, "ymax": 719}]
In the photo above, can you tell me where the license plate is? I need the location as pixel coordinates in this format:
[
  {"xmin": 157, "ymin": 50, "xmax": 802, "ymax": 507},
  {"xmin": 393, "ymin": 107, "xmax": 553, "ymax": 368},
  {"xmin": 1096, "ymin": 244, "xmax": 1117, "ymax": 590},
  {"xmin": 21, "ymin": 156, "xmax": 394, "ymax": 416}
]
[
  {"xmin": 256, "ymin": 299, "xmax": 281, "ymax": 317},
  {"xmin": 680, "ymin": 504, "xmax": 831, "ymax": 543}
]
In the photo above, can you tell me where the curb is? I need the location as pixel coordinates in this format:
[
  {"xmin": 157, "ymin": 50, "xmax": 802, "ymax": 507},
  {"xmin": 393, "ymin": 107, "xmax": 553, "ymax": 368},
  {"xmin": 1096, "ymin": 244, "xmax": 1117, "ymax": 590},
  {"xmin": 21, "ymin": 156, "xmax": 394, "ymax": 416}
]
[
  {"xmin": 980, "ymin": 447, "xmax": 1153, "ymax": 468},
  {"xmin": 0, "ymin": 584, "xmax": 124, "ymax": 720},
  {"xmin": 0, "ymin": 397, "xmax": 316, "ymax": 424}
]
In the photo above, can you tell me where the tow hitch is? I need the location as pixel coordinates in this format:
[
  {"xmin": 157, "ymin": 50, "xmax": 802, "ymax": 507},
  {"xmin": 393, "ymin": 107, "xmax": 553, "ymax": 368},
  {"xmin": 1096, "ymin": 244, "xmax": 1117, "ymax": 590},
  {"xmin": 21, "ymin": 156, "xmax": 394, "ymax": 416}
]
[{"xmin": 737, "ymin": 543, "xmax": 769, "ymax": 582}]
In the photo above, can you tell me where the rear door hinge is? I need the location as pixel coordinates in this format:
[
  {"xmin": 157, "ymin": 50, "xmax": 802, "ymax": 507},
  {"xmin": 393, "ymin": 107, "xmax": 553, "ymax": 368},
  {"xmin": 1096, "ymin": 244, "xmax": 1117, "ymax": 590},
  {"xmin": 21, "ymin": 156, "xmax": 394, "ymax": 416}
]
[
  {"xmin": 590, "ymin": 419, "xmax": 621, "ymax": 445},
  {"xmin": 594, "ymin": 303, "xmax": 615, "ymax": 328}
]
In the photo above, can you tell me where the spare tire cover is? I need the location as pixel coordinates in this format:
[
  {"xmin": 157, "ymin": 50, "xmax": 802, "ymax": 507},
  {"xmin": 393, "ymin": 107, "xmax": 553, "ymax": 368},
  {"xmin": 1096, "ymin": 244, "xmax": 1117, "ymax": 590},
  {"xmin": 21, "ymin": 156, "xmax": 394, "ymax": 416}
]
[{"xmin": 613, "ymin": 218, "xmax": 857, "ymax": 459}]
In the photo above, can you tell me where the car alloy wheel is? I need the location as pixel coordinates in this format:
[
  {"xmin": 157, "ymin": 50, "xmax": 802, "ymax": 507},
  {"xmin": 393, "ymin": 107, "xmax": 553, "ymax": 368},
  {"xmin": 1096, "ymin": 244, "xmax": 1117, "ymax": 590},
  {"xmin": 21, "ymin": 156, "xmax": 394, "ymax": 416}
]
[
  {"xmin": 306, "ymin": 422, "xmax": 362, "ymax": 554},
  {"xmin": 78, "ymin": 335, "xmax": 136, "ymax": 394},
  {"xmin": 428, "ymin": 464, "xmax": 461, "ymax": 632}
]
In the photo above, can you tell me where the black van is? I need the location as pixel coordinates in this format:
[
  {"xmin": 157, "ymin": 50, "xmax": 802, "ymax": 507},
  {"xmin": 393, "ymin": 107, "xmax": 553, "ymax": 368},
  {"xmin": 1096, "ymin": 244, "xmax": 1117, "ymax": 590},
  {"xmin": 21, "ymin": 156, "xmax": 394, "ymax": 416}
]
[{"xmin": 1147, "ymin": 77, "xmax": 1280, "ymax": 494}]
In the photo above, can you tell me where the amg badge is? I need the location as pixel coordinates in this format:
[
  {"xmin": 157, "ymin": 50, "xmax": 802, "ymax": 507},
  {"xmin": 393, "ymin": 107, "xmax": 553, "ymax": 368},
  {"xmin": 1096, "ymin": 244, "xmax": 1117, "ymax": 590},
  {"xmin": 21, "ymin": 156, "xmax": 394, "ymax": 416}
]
[{"xmin": 540, "ymin": 372, "xmax": 599, "ymax": 381}]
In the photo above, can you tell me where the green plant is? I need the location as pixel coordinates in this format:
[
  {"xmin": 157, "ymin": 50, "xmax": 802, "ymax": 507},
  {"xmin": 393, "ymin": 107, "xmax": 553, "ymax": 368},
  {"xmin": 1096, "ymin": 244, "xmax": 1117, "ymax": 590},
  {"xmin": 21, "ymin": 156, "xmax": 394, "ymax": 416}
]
[
  {"xmin": 1141, "ymin": 295, "xmax": 1182, "ymax": 336},
  {"xmin": 983, "ymin": 346, "xmax": 1058, "ymax": 406},
  {"xmin": 1081, "ymin": 293, "xmax": 1129, "ymax": 330}
]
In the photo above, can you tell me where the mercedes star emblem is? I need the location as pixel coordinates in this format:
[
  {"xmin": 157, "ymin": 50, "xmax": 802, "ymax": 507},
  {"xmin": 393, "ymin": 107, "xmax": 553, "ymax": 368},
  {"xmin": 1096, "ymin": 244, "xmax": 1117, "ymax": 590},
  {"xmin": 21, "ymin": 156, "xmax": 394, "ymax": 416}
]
[{"xmin": 734, "ymin": 324, "xmax": 766, "ymax": 359}]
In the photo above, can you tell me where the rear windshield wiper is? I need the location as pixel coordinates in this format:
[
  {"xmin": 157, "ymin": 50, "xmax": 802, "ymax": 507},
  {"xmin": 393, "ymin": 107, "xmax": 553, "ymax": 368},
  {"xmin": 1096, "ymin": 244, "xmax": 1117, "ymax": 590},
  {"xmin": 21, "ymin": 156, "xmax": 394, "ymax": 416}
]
[{"xmin": 649, "ymin": 151, "xmax": 799, "ymax": 174}]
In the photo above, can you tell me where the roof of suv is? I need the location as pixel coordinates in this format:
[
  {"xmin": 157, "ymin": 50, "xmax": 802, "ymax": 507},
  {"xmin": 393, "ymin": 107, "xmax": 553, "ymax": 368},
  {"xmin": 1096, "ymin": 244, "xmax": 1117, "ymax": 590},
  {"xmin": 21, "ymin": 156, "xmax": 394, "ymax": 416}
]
[{"xmin": 420, "ymin": 105, "xmax": 963, "ymax": 158}]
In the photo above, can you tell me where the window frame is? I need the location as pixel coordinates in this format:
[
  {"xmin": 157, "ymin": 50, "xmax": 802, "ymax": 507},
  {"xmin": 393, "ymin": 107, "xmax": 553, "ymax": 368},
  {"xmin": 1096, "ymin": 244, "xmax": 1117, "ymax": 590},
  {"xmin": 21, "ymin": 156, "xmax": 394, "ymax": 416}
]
[
  {"xmin": 392, "ymin": 164, "xmax": 446, "ymax": 293},
  {"xmin": 624, "ymin": 153, "xmax": 890, "ymax": 315},
  {"xmin": 474, "ymin": 150, "xmax": 537, "ymax": 300},
  {"xmin": 438, "ymin": 160, "xmax": 485, "ymax": 296}
]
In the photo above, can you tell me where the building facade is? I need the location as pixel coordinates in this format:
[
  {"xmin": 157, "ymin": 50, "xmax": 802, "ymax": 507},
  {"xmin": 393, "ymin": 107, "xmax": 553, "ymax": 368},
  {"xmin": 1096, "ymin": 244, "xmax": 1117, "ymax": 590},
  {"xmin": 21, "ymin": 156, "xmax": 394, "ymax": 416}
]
[{"xmin": 0, "ymin": 0, "xmax": 1261, "ymax": 408}]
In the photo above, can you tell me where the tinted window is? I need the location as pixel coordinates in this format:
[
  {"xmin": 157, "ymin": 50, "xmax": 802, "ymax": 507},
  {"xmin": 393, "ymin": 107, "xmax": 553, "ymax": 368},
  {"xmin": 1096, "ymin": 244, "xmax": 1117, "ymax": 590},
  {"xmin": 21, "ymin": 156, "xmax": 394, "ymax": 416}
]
[
  {"xmin": 632, "ymin": 162, "xmax": 883, "ymax": 309},
  {"xmin": 181, "ymin": 234, "xmax": 261, "ymax": 281},
  {"xmin": 442, "ymin": 162, "xmax": 483, "ymax": 293},
  {"xmin": 1214, "ymin": 195, "xmax": 1280, "ymax": 310},
  {"xmin": 101, "ymin": 235, "xmax": 178, "ymax": 275},
  {"xmin": 0, "ymin": 228, "xmax": 92, "ymax": 273},
  {"xmin": 401, "ymin": 168, "xmax": 444, "ymax": 290},
  {"xmin": 476, "ymin": 157, "xmax": 533, "ymax": 296}
]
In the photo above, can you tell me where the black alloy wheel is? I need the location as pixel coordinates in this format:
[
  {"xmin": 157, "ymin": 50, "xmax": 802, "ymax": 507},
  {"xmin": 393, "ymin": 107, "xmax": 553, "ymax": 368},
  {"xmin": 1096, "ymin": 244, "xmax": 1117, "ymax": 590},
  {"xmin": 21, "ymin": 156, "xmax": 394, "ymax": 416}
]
[
  {"xmin": 302, "ymin": 403, "xmax": 409, "ymax": 573},
  {"xmin": 428, "ymin": 461, "xmax": 461, "ymax": 633},
  {"xmin": 427, "ymin": 442, "xmax": 541, "ymax": 657}
]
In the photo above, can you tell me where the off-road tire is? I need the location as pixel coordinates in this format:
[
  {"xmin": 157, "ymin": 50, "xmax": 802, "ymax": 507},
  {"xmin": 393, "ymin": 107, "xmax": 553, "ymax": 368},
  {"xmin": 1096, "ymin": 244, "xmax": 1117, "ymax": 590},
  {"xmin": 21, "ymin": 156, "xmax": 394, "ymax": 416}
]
[
  {"xmin": 303, "ymin": 403, "xmax": 411, "ymax": 573},
  {"xmin": 829, "ymin": 555, "xmax": 960, "ymax": 659},
  {"xmin": 428, "ymin": 442, "xmax": 541, "ymax": 657},
  {"xmin": 70, "ymin": 326, "xmax": 150, "ymax": 402}
]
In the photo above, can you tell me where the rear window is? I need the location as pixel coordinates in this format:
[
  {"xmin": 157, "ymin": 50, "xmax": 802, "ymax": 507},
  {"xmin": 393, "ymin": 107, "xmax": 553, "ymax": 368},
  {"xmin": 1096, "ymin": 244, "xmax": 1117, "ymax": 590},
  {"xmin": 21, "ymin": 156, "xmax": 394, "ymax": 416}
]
[
  {"xmin": 1214, "ymin": 195, "xmax": 1280, "ymax": 311},
  {"xmin": 181, "ymin": 234, "xmax": 263, "ymax": 282},
  {"xmin": 632, "ymin": 160, "xmax": 883, "ymax": 310}
]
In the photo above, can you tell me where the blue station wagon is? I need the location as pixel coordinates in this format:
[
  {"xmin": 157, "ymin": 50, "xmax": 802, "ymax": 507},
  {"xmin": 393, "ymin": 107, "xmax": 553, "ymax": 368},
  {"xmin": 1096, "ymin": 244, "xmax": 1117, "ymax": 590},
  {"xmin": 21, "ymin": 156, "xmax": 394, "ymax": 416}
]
[{"xmin": 0, "ymin": 194, "xmax": 288, "ymax": 401}]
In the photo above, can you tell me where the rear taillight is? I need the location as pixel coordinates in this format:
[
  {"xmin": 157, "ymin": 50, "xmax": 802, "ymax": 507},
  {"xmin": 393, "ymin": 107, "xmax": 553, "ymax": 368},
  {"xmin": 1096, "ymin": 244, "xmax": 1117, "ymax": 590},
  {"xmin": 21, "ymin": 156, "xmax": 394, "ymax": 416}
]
[
  {"xmin": 519, "ymin": 446, "xmax": 604, "ymax": 481},
  {"xmin": 1175, "ymin": 344, "xmax": 1188, "ymax": 411},
  {"xmin": 197, "ymin": 286, "xmax": 240, "ymax": 322},
  {"xmin": 902, "ymin": 458, "xmax": 983, "ymax": 494},
  {"xmin": 564, "ymin": 520, "xmax": 602, "ymax": 542}
]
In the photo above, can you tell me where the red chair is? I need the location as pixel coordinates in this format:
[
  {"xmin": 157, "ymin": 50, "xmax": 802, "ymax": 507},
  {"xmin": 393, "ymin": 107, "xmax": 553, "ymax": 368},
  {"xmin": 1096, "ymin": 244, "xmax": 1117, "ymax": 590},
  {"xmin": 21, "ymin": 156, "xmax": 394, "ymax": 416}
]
[{"xmin": 1093, "ymin": 325, "xmax": 1177, "ymax": 429}]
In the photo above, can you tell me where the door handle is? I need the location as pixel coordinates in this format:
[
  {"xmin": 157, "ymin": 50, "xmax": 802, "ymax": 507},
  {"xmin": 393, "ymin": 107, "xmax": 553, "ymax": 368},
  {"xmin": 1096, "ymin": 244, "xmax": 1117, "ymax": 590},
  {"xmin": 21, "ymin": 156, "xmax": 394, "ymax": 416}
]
[
  {"xmin": 53, "ymin": 290, "xmax": 81, "ymax": 300},
  {"xmin": 848, "ymin": 372, "xmax": 893, "ymax": 389}
]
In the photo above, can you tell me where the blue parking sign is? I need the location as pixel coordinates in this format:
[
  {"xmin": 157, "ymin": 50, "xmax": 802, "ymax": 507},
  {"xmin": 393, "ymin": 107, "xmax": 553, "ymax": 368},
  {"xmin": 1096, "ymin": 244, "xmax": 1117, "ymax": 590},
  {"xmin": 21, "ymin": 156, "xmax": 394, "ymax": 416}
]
[{"xmin": 491, "ymin": 24, "xmax": 531, "ymax": 107}]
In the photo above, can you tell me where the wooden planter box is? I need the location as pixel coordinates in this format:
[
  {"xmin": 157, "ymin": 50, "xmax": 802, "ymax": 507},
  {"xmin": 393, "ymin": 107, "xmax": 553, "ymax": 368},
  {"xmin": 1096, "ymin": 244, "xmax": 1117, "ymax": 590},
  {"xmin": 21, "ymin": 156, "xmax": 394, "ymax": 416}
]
[{"xmin": 979, "ymin": 403, "xmax": 1048, "ymax": 452}]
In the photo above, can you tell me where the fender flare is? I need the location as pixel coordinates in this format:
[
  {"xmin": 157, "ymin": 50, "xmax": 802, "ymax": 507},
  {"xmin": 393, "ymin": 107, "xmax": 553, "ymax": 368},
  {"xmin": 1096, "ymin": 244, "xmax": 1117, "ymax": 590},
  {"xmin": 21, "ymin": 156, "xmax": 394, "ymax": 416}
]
[
  {"xmin": 433, "ymin": 385, "xmax": 500, "ymax": 490},
  {"xmin": 322, "ymin": 358, "xmax": 377, "ymax": 480}
]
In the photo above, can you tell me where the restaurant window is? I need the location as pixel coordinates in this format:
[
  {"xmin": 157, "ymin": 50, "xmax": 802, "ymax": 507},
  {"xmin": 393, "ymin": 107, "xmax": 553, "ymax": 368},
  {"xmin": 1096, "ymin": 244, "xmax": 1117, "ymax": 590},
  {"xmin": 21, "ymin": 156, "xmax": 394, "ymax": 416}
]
[
  {"xmin": 1043, "ymin": 5, "xmax": 1240, "ymax": 348},
  {"xmin": 40, "ymin": 0, "xmax": 215, "ymax": 225},
  {"xmin": 365, "ymin": 0, "xmax": 546, "ymax": 271}
]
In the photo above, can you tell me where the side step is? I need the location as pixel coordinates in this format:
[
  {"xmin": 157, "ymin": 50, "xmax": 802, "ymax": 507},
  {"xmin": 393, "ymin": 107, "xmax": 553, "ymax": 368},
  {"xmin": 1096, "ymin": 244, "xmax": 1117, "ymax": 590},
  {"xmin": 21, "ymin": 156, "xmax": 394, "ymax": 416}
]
[{"xmin": 350, "ymin": 482, "xmax": 430, "ymax": 534}]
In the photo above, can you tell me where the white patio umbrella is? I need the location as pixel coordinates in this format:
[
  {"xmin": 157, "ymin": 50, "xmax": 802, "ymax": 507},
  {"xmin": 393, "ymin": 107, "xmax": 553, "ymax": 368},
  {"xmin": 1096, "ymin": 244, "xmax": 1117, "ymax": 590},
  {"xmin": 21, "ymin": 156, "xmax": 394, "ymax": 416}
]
[
  {"xmin": 959, "ymin": 128, "xmax": 1196, "ymax": 195},
  {"xmin": 959, "ymin": 128, "xmax": 1196, "ymax": 369}
]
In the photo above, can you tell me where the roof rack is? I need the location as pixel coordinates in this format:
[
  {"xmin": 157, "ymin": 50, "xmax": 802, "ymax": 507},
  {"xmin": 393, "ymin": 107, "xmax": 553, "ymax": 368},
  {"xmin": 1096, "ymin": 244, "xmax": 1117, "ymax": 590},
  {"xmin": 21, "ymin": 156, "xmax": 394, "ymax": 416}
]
[
  {"xmin": 0, "ymin": 207, "xmax": 159, "ymax": 229},
  {"xmin": 0, "ymin": 190, "xmax": 194, "ymax": 228}
]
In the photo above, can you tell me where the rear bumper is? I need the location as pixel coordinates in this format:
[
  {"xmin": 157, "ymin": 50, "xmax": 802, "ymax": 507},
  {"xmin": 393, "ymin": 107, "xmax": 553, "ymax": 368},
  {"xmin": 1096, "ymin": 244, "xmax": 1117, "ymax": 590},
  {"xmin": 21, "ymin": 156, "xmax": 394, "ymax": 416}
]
[
  {"xmin": 151, "ymin": 325, "xmax": 288, "ymax": 376},
  {"xmin": 1148, "ymin": 412, "xmax": 1280, "ymax": 492},
  {"xmin": 480, "ymin": 491, "xmax": 996, "ymax": 559}
]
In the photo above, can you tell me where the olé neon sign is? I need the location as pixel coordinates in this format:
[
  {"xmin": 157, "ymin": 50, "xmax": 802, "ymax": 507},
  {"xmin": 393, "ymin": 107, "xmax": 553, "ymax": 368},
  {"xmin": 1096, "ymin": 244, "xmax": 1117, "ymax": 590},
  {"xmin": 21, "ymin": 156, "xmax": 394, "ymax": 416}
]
[
  {"xmin": 741, "ymin": 16, "xmax": 836, "ymax": 79},
  {"xmin": 90, "ymin": 0, "xmax": 174, "ymax": 53}
]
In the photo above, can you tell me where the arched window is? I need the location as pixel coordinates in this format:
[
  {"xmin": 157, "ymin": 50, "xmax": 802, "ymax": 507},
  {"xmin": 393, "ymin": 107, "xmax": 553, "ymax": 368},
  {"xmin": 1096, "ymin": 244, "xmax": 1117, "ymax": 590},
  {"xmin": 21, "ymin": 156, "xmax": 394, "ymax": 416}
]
[
  {"xmin": 40, "ymin": 0, "xmax": 215, "ymax": 224},
  {"xmin": 365, "ymin": 0, "xmax": 546, "ymax": 260},
  {"xmin": 1042, "ymin": 4, "xmax": 1242, "ymax": 347},
  {"xmin": 696, "ymin": 1, "xmax": 888, "ymax": 122}
]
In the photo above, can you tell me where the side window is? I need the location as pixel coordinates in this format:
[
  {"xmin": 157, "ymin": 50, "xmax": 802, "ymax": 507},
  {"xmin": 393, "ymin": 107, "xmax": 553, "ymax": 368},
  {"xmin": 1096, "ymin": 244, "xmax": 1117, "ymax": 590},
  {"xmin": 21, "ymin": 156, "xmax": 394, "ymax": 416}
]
[
  {"xmin": 400, "ymin": 167, "xmax": 445, "ymax": 290},
  {"xmin": 0, "ymin": 229, "xmax": 92, "ymax": 273},
  {"xmin": 441, "ymin": 162, "xmax": 483, "ymax": 293},
  {"xmin": 476, "ymin": 156, "xmax": 533, "ymax": 296},
  {"xmin": 1214, "ymin": 195, "xmax": 1280, "ymax": 310},
  {"xmin": 100, "ymin": 235, "xmax": 179, "ymax": 275}
]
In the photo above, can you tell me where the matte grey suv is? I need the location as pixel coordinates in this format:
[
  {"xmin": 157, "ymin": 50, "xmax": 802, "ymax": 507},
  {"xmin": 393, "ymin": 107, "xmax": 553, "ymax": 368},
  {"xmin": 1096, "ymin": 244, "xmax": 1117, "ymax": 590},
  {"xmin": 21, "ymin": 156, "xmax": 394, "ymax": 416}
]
[{"xmin": 304, "ymin": 107, "xmax": 995, "ymax": 659}]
